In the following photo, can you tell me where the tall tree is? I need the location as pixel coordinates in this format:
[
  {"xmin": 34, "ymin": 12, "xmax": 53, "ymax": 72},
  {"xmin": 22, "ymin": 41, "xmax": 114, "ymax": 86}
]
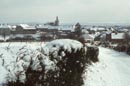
[{"xmin": 74, "ymin": 23, "xmax": 82, "ymax": 37}]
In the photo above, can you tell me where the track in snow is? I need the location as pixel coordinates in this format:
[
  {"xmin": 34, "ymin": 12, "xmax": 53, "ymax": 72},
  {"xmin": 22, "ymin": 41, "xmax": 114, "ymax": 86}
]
[{"xmin": 84, "ymin": 47, "xmax": 130, "ymax": 86}]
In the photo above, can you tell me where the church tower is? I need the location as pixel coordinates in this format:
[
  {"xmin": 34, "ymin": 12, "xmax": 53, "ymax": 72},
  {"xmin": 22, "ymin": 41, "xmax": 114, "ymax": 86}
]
[{"xmin": 54, "ymin": 16, "xmax": 59, "ymax": 26}]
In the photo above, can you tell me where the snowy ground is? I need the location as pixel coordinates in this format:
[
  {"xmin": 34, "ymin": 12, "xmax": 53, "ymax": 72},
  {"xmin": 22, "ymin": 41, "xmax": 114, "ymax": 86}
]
[
  {"xmin": 84, "ymin": 47, "xmax": 130, "ymax": 86},
  {"xmin": 0, "ymin": 42, "xmax": 130, "ymax": 86}
]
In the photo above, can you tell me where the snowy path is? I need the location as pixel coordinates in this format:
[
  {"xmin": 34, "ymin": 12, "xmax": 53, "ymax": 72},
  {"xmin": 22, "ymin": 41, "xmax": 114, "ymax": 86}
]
[{"xmin": 84, "ymin": 47, "xmax": 130, "ymax": 86}]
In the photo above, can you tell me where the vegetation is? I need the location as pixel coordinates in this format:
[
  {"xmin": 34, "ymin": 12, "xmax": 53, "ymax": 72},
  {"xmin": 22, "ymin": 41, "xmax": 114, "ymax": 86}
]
[{"xmin": 4, "ymin": 40, "xmax": 99, "ymax": 86}]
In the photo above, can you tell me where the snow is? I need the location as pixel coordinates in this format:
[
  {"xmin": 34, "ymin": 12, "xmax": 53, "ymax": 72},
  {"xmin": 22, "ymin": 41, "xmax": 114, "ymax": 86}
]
[
  {"xmin": 10, "ymin": 34, "xmax": 24, "ymax": 38},
  {"xmin": 0, "ymin": 66, "xmax": 8, "ymax": 83},
  {"xmin": 84, "ymin": 47, "xmax": 130, "ymax": 86},
  {"xmin": 0, "ymin": 42, "xmax": 130, "ymax": 86},
  {"xmin": 82, "ymin": 29, "xmax": 89, "ymax": 34},
  {"xmin": 36, "ymin": 25, "xmax": 48, "ymax": 29},
  {"xmin": 0, "ymin": 42, "xmax": 45, "ymax": 84},
  {"xmin": 98, "ymin": 28, "xmax": 106, "ymax": 31},
  {"xmin": 43, "ymin": 39, "xmax": 83, "ymax": 54},
  {"xmin": 90, "ymin": 27, "xmax": 106, "ymax": 31},
  {"xmin": 47, "ymin": 25, "xmax": 59, "ymax": 30},
  {"xmin": 0, "ymin": 39, "xmax": 83, "ymax": 84},
  {"xmin": 0, "ymin": 36, "xmax": 10, "ymax": 41},
  {"xmin": 88, "ymin": 34, "xmax": 95, "ymax": 39},
  {"xmin": 58, "ymin": 25, "xmax": 74, "ymax": 32},
  {"xmin": 81, "ymin": 34, "xmax": 93, "ymax": 40},
  {"xmin": 111, "ymin": 33, "xmax": 124, "ymax": 39},
  {"xmin": 18, "ymin": 24, "xmax": 36, "ymax": 30},
  {"xmin": 10, "ymin": 33, "xmax": 40, "ymax": 40}
]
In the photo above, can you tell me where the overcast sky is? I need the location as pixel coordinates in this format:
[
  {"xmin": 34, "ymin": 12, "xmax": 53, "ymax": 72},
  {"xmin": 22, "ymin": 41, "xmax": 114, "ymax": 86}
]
[{"xmin": 0, "ymin": 0, "xmax": 130, "ymax": 24}]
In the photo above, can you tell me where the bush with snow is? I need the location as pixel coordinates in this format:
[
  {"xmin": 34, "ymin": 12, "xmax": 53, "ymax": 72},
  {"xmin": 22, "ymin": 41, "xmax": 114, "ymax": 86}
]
[
  {"xmin": 2, "ymin": 39, "xmax": 99, "ymax": 86},
  {"xmin": 85, "ymin": 45, "xmax": 99, "ymax": 64},
  {"xmin": 40, "ymin": 39, "xmax": 86, "ymax": 86}
]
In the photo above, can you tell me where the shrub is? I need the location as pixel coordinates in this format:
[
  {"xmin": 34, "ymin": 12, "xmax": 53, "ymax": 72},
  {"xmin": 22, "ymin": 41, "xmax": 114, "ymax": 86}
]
[
  {"xmin": 5, "ymin": 39, "xmax": 99, "ymax": 86},
  {"xmin": 85, "ymin": 45, "xmax": 99, "ymax": 64}
]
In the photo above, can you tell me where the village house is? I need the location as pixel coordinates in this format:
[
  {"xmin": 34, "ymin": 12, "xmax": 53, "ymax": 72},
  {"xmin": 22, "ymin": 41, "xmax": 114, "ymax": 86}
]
[
  {"xmin": 81, "ymin": 34, "xmax": 94, "ymax": 43},
  {"xmin": 11, "ymin": 24, "xmax": 36, "ymax": 34},
  {"xmin": 36, "ymin": 25, "xmax": 58, "ymax": 34},
  {"xmin": 35, "ymin": 25, "xmax": 59, "ymax": 40},
  {"xmin": 106, "ymin": 32, "xmax": 125, "ymax": 44},
  {"xmin": 36, "ymin": 25, "xmax": 48, "ymax": 32},
  {"xmin": 8, "ymin": 24, "xmax": 38, "ymax": 41},
  {"xmin": 36, "ymin": 24, "xmax": 74, "ymax": 39},
  {"xmin": 59, "ymin": 25, "xmax": 73, "ymax": 33}
]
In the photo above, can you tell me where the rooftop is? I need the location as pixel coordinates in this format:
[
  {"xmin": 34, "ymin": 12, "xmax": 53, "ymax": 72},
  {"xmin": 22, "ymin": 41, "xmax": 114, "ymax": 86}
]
[{"xmin": 111, "ymin": 33, "xmax": 124, "ymax": 39}]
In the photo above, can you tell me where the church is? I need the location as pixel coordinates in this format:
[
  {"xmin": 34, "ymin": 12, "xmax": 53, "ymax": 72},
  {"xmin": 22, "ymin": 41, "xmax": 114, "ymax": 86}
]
[{"xmin": 45, "ymin": 16, "xmax": 59, "ymax": 26}]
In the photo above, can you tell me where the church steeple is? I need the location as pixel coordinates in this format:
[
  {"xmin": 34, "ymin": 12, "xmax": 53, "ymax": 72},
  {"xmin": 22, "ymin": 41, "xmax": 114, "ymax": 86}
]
[{"xmin": 55, "ymin": 16, "xmax": 59, "ymax": 26}]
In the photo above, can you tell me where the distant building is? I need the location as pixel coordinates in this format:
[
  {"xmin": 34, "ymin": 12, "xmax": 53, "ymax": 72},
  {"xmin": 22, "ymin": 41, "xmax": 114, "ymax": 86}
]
[
  {"xmin": 80, "ymin": 34, "xmax": 94, "ymax": 43},
  {"xmin": 106, "ymin": 32, "xmax": 125, "ymax": 43},
  {"xmin": 0, "ymin": 24, "xmax": 11, "ymax": 36},
  {"xmin": 0, "ymin": 24, "xmax": 11, "ymax": 41},
  {"xmin": 54, "ymin": 16, "xmax": 59, "ymax": 26},
  {"xmin": 36, "ymin": 25, "xmax": 48, "ymax": 32},
  {"xmin": 59, "ymin": 25, "xmax": 74, "ymax": 33},
  {"xmin": 111, "ymin": 33, "xmax": 125, "ymax": 43},
  {"xmin": 45, "ymin": 16, "xmax": 59, "ymax": 26},
  {"xmin": 11, "ymin": 24, "xmax": 36, "ymax": 34}
]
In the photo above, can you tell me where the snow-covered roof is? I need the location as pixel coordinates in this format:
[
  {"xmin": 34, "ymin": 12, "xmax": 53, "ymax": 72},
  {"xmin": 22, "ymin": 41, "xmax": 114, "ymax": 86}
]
[
  {"xmin": 89, "ymin": 34, "xmax": 96, "ymax": 39},
  {"xmin": 10, "ymin": 34, "xmax": 40, "ymax": 39},
  {"xmin": 37, "ymin": 25, "xmax": 74, "ymax": 32},
  {"xmin": 100, "ymin": 34, "xmax": 106, "ymax": 38},
  {"xmin": 90, "ymin": 27, "xmax": 106, "ymax": 31},
  {"xmin": 36, "ymin": 25, "xmax": 48, "ymax": 29},
  {"xmin": 90, "ymin": 27, "xmax": 98, "ymax": 31},
  {"xmin": 10, "ymin": 34, "xmax": 24, "ymax": 38},
  {"xmin": 111, "ymin": 28, "xmax": 115, "ymax": 31},
  {"xmin": 106, "ymin": 31, "xmax": 111, "ymax": 34},
  {"xmin": 81, "ymin": 34, "xmax": 93, "ymax": 40},
  {"xmin": 58, "ymin": 25, "xmax": 73, "ymax": 31},
  {"xmin": 111, "ymin": 33, "xmax": 124, "ymax": 39},
  {"xmin": 42, "ymin": 25, "xmax": 59, "ymax": 30},
  {"xmin": 37, "ymin": 25, "xmax": 58, "ymax": 29},
  {"xmin": 18, "ymin": 24, "xmax": 36, "ymax": 30},
  {"xmin": 98, "ymin": 28, "xmax": 106, "ymax": 30},
  {"xmin": 9, "ymin": 25, "xmax": 17, "ymax": 31},
  {"xmin": 95, "ymin": 32, "xmax": 101, "ymax": 37},
  {"xmin": 9, "ymin": 25, "xmax": 16, "ymax": 29},
  {"xmin": 118, "ymin": 29, "xmax": 129, "ymax": 32},
  {"xmin": 82, "ymin": 29, "xmax": 89, "ymax": 34}
]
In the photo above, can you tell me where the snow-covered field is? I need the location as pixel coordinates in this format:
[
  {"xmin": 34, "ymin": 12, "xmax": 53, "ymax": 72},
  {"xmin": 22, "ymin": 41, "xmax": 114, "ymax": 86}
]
[
  {"xmin": 0, "ymin": 42, "xmax": 130, "ymax": 86},
  {"xmin": 84, "ymin": 47, "xmax": 130, "ymax": 86}
]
